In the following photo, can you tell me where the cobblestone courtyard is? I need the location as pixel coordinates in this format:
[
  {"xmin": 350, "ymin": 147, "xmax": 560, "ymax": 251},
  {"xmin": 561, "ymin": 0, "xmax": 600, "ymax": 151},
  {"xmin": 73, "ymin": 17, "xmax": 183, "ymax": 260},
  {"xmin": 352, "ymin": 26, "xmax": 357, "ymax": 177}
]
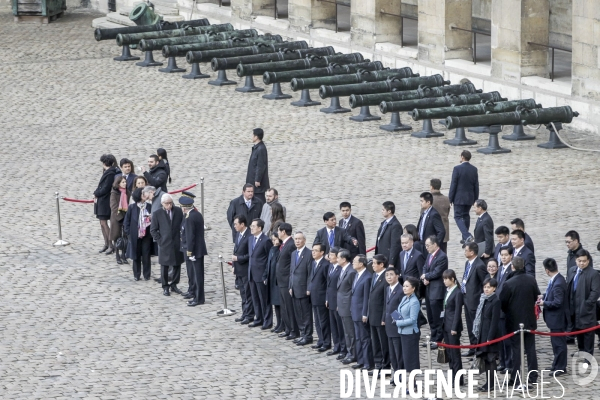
[{"xmin": 1, "ymin": 9, "xmax": 600, "ymax": 399}]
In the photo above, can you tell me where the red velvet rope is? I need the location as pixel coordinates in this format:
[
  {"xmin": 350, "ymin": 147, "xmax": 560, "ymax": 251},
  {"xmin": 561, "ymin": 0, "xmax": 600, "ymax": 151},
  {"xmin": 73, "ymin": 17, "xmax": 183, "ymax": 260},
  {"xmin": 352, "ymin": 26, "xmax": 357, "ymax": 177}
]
[
  {"xmin": 531, "ymin": 324, "xmax": 600, "ymax": 336},
  {"xmin": 366, "ymin": 246, "xmax": 375, "ymax": 253},
  {"xmin": 436, "ymin": 332, "xmax": 517, "ymax": 349},
  {"xmin": 62, "ymin": 183, "xmax": 198, "ymax": 204}
]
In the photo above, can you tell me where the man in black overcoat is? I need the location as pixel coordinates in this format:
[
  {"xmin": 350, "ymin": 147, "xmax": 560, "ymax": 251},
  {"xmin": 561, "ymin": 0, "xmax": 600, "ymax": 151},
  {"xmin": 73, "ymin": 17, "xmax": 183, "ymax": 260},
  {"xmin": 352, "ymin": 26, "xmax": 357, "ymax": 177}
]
[
  {"xmin": 227, "ymin": 184, "xmax": 264, "ymax": 243},
  {"xmin": 246, "ymin": 128, "xmax": 270, "ymax": 203}
]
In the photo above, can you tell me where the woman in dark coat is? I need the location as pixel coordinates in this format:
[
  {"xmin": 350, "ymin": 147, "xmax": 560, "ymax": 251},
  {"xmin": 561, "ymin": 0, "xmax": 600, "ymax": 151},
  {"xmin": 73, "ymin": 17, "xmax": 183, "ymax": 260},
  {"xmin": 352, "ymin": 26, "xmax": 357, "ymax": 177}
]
[
  {"xmin": 473, "ymin": 277, "xmax": 501, "ymax": 392},
  {"xmin": 109, "ymin": 175, "xmax": 130, "ymax": 264},
  {"xmin": 263, "ymin": 232, "xmax": 282, "ymax": 332},
  {"xmin": 123, "ymin": 188, "xmax": 153, "ymax": 281},
  {"xmin": 442, "ymin": 269, "xmax": 464, "ymax": 387},
  {"xmin": 157, "ymin": 148, "xmax": 172, "ymax": 185},
  {"xmin": 94, "ymin": 154, "xmax": 119, "ymax": 253}
]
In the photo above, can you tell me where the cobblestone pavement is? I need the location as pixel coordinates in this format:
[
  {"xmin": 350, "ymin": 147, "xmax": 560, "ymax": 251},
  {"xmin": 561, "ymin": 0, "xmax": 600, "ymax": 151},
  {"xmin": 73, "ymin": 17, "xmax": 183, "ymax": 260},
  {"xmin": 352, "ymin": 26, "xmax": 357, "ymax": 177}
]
[{"xmin": 1, "ymin": 9, "xmax": 599, "ymax": 400}]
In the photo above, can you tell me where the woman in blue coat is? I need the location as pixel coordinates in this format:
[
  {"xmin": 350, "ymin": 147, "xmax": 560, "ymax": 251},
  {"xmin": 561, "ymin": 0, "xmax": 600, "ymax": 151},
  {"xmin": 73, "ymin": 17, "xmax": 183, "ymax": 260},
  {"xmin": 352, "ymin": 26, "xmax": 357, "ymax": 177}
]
[
  {"xmin": 123, "ymin": 188, "xmax": 153, "ymax": 281},
  {"xmin": 394, "ymin": 276, "xmax": 422, "ymax": 380}
]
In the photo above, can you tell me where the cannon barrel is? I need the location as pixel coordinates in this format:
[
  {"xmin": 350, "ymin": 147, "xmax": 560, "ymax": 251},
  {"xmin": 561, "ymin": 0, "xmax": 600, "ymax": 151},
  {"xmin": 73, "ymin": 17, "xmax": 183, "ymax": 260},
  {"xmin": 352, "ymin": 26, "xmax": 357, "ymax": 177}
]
[
  {"xmin": 141, "ymin": 31, "xmax": 273, "ymax": 52},
  {"xmin": 262, "ymin": 61, "xmax": 384, "ymax": 85},
  {"xmin": 186, "ymin": 41, "xmax": 308, "ymax": 64},
  {"xmin": 290, "ymin": 67, "xmax": 417, "ymax": 91},
  {"xmin": 236, "ymin": 53, "xmax": 365, "ymax": 76},
  {"xmin": 212, "ymin": 46, "xmax": 336, "ymax": 72},
  {"xmin": 319, "ymin": 74, "xmax": 450, "ymax": 99},
  {"xmin": 94, "ymin": 18, "xmax": 209, "ymax": 41},
  {"xmin": 129, "ymin": 2, "xmax": 161, "ymax": 26},
  {"xmin": 444, "ymin": 106, "xmax": 579, "ymax": 129},
  {"xmin": 116, "ymin": 24, "xmax": 237, "ymax": 46},
  {"xmin": 379, "ymin": 92, "xmax": 506, "ymax": 114},
  {"xmin": 349, "ymin": 83, "xmax": 482, "ymax": 108},
  {"xmin": 412, "ymin": 99, "xmax": 540, "ymax": 121},
  {"xmin": 162, "ymin": 36, "xmax": 282, "ymax": 58},
  {"xmin": 214, "ymin": 29, "xmax": 259, "ymax": 41}
]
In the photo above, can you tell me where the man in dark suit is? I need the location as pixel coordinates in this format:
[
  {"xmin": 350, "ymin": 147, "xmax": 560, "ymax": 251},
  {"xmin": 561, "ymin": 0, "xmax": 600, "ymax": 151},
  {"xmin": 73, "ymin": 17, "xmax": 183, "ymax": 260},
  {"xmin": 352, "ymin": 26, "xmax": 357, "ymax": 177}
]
[
  {"xmin": 339, "ymin": 202, "xmax": 366, "ymax": 259},
  {"xmin": 430, "ymin": 179, "xmax": 451, "ymax": 253},
  {"xmin": 383, "ymin": 267, "xmax": 404, "ymax": 381},
  {"xmin": 289, "ymin": 232, "xmax": 314, "ymax": 345},
  {"xmin": 337, "ymin": 249, "xmax": 357, "ymax": 365},
  {"xmin": 180, "ymin": 196, "xmax": 208, "ymax": 306},
  {"xmin": 421, "ymin": 235, "xmax": 448, "ymax": 347},
  {"xmin": 417, "ymin": 192, "xmax": 446, "ymax": 245},
  {"xmin": 150, "ymin": 193, "xmax": 184, "ymax": 296},
  {"xmin": 539, "ymin": 258, "xmax": 568, "ymax": 375},
  {"xmin": 308, "ymin": 243, "xmax": 331, "ymax": 352},
  {"xmin": 510, "ymin": 218, "xmax": 534, "ymax": 254},
  {"xmin": 500, "ymin": 256, "xmax": 541, "ymax": 386},
  {"xmin": 368, "ymin": 254, "xmax": 389, "ymax": 372},
  {"xmin": 460, "ymin": 242, "xmax": 488, "ymax": 356},
  {"xmin": 375, "ymin": 201, "xmax": 403, "ymax": 268},
  {"xmin": 493, "ymin": 226, "xmax": 513, "ymax": 267},
  {"xmin": 448, "ymin": 150, "xmax": 479, "ymax": 242},
  {"xmin": 566, "ymin": 249, "xmax": 600, "ymax": 355},
  {"xmin": 313, "ymin": 211, "xmax": 358, "ymax": 256},
  {"xmin": 325, "ymin": 247, "xmax": 346, "ymax": 358},
  {"xmin": 511, "ymin": 230, "xmax": 536, "ymax": 278},
  {"xmin": 496, "ymin": 246, "xmax": 514, "ymax": 372},
  {"xmin": 473, "ymin": 199, "xmax": 494, "ymax": 262},
  {"xmin": 396, "ymin": 234, "xmax": 426, "ymax": 284},
  {"xmin": 226, "ymin": 184, "xmax": 264, "ymax": 242},
  {"xmin": 231, "ymin": 215, "xmax": 253, "ymax": 323},
  {"xmin": 118, "ymin": 158, "xmax": 137, "ymax": 192},
  {"xmin": 351, "ymin": 255, "xmax": 374, "ymax": 371},
  {"xmin": 246, "ymin": 128, "xmax": 269, "ymax": 203},
  {"xmin": 276, "ymin": 223, "xmax": 300, "ymax": 340},
  {"xmin": 248, "ymin": 218, "xmax": 274, "ymax": 329}
]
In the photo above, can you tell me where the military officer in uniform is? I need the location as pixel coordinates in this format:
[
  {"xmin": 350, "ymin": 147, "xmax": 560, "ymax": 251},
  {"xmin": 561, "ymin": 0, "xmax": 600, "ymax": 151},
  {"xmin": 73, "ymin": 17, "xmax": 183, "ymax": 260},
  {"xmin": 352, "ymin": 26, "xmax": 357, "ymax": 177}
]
[
  {"xmin": 180, "ymin": 191, "xmax": 196, "ymax": 300},
  {"xmin": 179, "ymin": 194, "xmax": 208, "ymax": 306}
]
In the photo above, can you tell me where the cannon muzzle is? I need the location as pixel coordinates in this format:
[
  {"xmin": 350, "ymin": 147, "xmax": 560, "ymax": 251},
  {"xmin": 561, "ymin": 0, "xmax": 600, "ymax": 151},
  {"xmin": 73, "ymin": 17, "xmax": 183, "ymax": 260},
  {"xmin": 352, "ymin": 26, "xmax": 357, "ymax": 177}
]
[{"xmin": 129, "ymin": 2, "xmax": 162, "ymax": 26}]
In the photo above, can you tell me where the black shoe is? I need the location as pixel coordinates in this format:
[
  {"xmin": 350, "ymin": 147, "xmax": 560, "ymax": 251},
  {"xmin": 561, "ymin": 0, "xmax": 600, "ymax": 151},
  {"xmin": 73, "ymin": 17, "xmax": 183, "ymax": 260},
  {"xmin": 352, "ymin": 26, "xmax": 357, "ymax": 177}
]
[
  {"xmin": 478, "ymin": 384, "xmax": 489, "ymax": 392},
  {"xmin": 293, "ymin": 338, "xmax": 302, "ymax": 343},
  {"xmin": 187, "ymin": 301, "xmax": 201, "ymax": 306},
  {"xmin": 115, "ymin": 253, "xmax": 122, "ymax": 264},
  {"xmin": 341, "ymin": 358, "xmax": 357, "ymax": 365},
  {"xmin": 154, "ymin": 278, "xmax": 161, "ymax": 283},
  {"xmin": 163, "ymin": 289, "xmax": 170, "ymax": 296},
  {"xmin": 235, "ymin": 317, "xmax": 244, "ymax": 322},
  {"xmin": 311, "ymin": 344, "xmax": 321, "ymax": 349},
  {"xmin": 318, "ymin": 346, "xmax": 331, "ymax": 352},
  {"xmin": 273, "ymin": 328, "xmax": 284, "ymax": 334},
  {"xmin": 296, "ymin": 338, "xmax": 313, "ymax": 346},
  {"xmin": 336, "ymin": 353, "xmax": 347, "ymax": 360},
  {"xmin": 552, "ymin": 370, "xmax": 567, "ymax": 377},
  {"xmin": 351, "ymin": 363, "xmax": 364, "ymax": 369},
  {"xmin": 285, "ymin": 335, "xmax": 298, "ymax": 341},
  {"xmin": 122, "ymin": 258, "xmax": 129, "ymax": 264},
  {"xmin": 171, "ymin": 285, "xmax": 183, "ymax": 295},
  {"xmin": 566, "ymin": 336, "xmax": 575, "ymax": 344},
  {"xmin": 261, "ymin": 325, "xmax": 273, "ymax": 330},
  {"xmin": 105, "ymin": 248, "xmax": 114, "ymax": 255},
  {"xmin": 421, "ymin": 343, "xmax": 427, "ymax": 348},
  {"xmin": 368, "ymin": 369, "xmax": 378, "ymax": 376},
  {"xmin": 497, "ymin": 365, "xmax": 505, "ymax": 371},
  {"xmin": 240, "ymin": 319, "xmax": 251, "ymax": 325},
  {"xmin": 327, "ymin": 350, "xmax": 341, "ymax": 356},
  {"xmin": 99, "ymin": 245, "xmax": 108, "ymax": 253},
  {"xmin": 278, "ymin": 332, "xmax": 290, "ymax": 338},
  {"xmin": 183, "ymin": 293, "xmax": 194, "ymax": 299},
  {"xmin": 134, "ymin": 277, "xmax": 140, "ymax": 281},
  {"xmin": 363, "ymin": 367, "xmax": 374, "ymax": 373},
  {"xmin": 462, "ymin": 350, "xmax": 475, "ymax": 357},
  {"xmin": 389, "ymin": 379, "xmax": 396, "ymax": 387},
  {"xmin": 248, "ymin": 321, "xmax": 262, "ymax": 327}
]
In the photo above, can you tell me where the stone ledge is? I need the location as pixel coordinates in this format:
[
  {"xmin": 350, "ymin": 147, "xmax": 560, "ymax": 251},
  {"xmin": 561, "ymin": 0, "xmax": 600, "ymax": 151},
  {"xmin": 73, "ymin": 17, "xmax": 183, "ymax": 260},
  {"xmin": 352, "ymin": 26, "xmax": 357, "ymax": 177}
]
[
  {"xmin": 445, "ymin": 58, "xmax": 492, "ymax": 77},
  {"xmin": 91, "ymin": 17, "xmax": 125, "ymax": 29},
  {"xmin": 521, "ymin": 76, "xmax": 571, "ymax": 96},
  {"xmin": 375, "ymin": 42, "xmax": 418, "ymax": 60},
  {"xmin": 197, "ymin": 2, "xmax": 231, "ymax": 19},
  {"xmin": 311, "ymin": 28, "xmax": 351, "ymax": 44},
  {"xmin": 254, "ymin": 15, "xmax": 290, "ymax": 31},
  {"xmin": 106, "ymin": 12, "xmax": 136, "ymax": 26}
]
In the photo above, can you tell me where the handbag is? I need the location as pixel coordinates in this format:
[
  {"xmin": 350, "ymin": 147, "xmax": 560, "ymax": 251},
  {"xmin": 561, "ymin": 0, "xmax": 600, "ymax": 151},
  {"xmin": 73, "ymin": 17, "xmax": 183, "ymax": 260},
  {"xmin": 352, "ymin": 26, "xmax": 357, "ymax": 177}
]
[
  {"xmin": 437, "ymin": 341, "xmax": 448, "ymax": 364},
  {"xmin": 417, "ymin": 309, "xmax": 428, "ymax": 328},
  {"xmin": 470, "ymin": 356, "xmax": 485, "ymax": 374},
  {"xmin": 115, "ymin": 226, "xmax": 128, "ymax": 252}
]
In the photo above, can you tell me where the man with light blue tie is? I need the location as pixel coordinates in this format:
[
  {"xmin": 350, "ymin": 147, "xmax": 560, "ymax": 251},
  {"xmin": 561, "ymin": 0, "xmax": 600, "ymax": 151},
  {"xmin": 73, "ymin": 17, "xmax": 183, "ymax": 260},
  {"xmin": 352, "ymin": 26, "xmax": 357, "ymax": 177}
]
[
  {"xmin": 395, "ymin": 234, "xmax": 425, "ymax": 284},
  {"xmin": 289, "ymin": 232, "xmax": 314, "ymax": 346}
]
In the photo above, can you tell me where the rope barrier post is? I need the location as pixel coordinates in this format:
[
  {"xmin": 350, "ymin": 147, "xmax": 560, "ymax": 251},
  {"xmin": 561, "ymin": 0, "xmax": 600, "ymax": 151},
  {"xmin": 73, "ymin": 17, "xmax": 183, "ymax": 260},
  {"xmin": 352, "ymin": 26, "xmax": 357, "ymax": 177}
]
[
  {"xmin": 53, "ymin": 192, "xmax": 69, "ymax": 246},
  {"xmin": 519, "ymin": 323, "xmax": 526, "ymax": 388},
  {"xmin": 426, "ymin": 334, "xmax": 432, "ymax": 369},
  {"xmin": 200, "ymin": 177, "xmax": 211, "ymax": 231},
  {"xmin": 217, "ymin": 254, "xmax": 235, "ymax": 317}
]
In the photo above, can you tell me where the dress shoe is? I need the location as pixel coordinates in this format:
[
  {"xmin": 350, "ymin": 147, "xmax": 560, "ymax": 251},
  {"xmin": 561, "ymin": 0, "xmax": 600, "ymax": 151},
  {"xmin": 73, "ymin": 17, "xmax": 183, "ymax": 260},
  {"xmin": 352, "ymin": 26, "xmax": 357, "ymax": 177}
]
[
  {"xmin": 187, "ymin": 301, "xmax": 201, "ymax": 307},
  {"xmin": 318, "ymin": 346, "xmax": 331, "ymax": 353},
  {"xmin": 116, "ymin": 258, "xmax": 123, "ymax": 265},
  {"xmin": 99, "ymin": 245, "xmax": 108, "ymax": 253},
  {"xmin": 351, "ymin": 363, "xmax": 364, "ymax": 369},
  {"xmin": 144, "ymin": 277, "xmax": 150, "ymax": 281},
  {"xmin": 341, "ymin": 358, "xmax": 357, "ymax": 365},
  {"xmin": 327, "ymin": 350, "xmax": 340, "ymax": 356},
  {"xmin": 462, "ymin": 350, "xmax": 475, "ymax": 357},
  {"xmin": 368, "ymin": 369, "xmax": 378, "ymax": 376},
  {"xmin": 240, "ymin": 319, "xmax": 251, "ymax": 325},
  {"xmin": 293, "ymin": 338, "xmax": 302, "ymax": 343},
  {"xmin": 121, "ymin": 258, "xmax": 129, "ymax": 264},
  {"xmin": 261, "ymin": 325, "xmax": 273, "ymax": 330},
  {"xmin": 552, "ymin": 370, "xmax": 567, "ymax": 377},
  {"xmin": 170, "ymin": 285, "xmax": 183, "ymax": 295},
  {"xmin": 278, "ymin": 332, "xmax": 290, "ymax": 338},
  {"xmin": 296, "ymin": 338, "xmax": 313, "ymax": 346},
  {"xmin": 105, "ymin": 248, "xmax": 114, "ymax": 255},
  {"xmin": 478, "ymin": 384, "xmax": 489, "ymax": 392},
  {"xmin": 183, "ymin": 293, "xmax": 194, "ymax": 299},
  {"xmin": 565, "ymin": 336, "xmax": 575, "ymax": 344},
  {"xmin": 311, "ymin": 344, "xmax": 321, "ymax": 349},
  {"xmin": 421, "ymin": 343, "xmax": 427, "ymax": 348},
  {"xmin": 163, "ymin": 289, "xmax": 170, "ymax": 296},
  {"xmin": 285, "ymin": 335, "xmax": 298, "ymax": 341},
  {"xmin": 248, "ymin": 321, "xmax": 262, "ymax": 327},
  {"xmin": 363, "ymin": 367, "xmax": 374, "ymax": 372},
  {"xmin": 389, "ymin": 379, "xmax": 396, "ymax": 387},
  {"xmin": 134, "ymin": 277, "xmax": 140, "ymax": 281},
  {"xmin": 154, "ymin": 278, "xmax": 161, "ymax": 283},
  {"xmin": 273, "ymin": 327, "xmax": 284, "ymax": 334},
  {"xmin": 497, "ymin": 365, "xmax": 506, "ymax": 371},
  {"xmin": 336, "ymin": 353, "xmax": 347, "ymax": 360}
]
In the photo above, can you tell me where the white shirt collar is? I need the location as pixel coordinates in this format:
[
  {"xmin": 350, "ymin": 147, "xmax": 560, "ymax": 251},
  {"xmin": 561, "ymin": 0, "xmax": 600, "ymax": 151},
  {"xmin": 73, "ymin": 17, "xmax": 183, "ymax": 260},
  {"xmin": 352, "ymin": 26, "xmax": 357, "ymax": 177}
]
[
  {"xmin": 314, "ymin": 257, "xmax": 323, "ymax": 265},
  {"xmin": 297, "ymin": 246, "xmax": 306, "ymax": 254},
  {"xmin": 356, "ymin": 268, "xmax": 366, "ymax": 279},
  {"xmin": 514, "ymin": 245, "xmax": 524, "ymax": 253},
  {"xmin": 240, "ymin": 228, "xmax": 248, "ymax": 236},
  {"xmin": 385, "ymin": 216, "xmax": 394, "ymax": 223},
  {"xmin": 390, "ymin": 282, "xmax": 399, "ymax": 291}
]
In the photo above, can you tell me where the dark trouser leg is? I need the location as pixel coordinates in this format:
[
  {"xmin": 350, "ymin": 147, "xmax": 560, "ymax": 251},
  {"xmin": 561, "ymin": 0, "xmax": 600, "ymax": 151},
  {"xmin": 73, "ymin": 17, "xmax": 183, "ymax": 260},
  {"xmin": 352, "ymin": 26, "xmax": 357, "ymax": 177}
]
[
  {"xmin": 499, "ymin": 317, "xmax": 512, "ymax": 368},
  {"xmin": 193, "ymin": 257, "xmax": 205, "ymax": 304},
  {"xmin": 237, "ymin": 275, "xmax": 254, "ymax": 320},
  {"xmin": 444, "ymin": 330, "xmax": 463, "ymax": 384},
  {"xmin": 341, "ymin": 316, "xmax": 356, "ymax": 360},
  {"xmin": 250, "ymin": 280, "xmax": 271, "ymax": 326},
  {"xmin": 248, "ymin": 279, "xmax": 263, "ymax": 323},
  {"xmin": 550, "ymin": 328, "xmax": 567, "ymax": 371},
  {"xmin": 370, "ymin": 325, "xmax": 389, "ymax": 367},
  {"xmin": 170, "ymin": 264, "xmax": 181, "ymax": 286},
  {"xmin": 355, "ymin": 321, "xmax": 374, "ymax": 369},
  {"xmin": 132, "ymin": 259, "xmax": 141, "ymax": 279},
  {"xmin": 388, "ymin": 337, "xmax": 403, "ymax": 371},
  {"xmin": 453, "ymin": 204, "xmax": 472, "ymax": 240},
  {"xmin": 254, "ymin": 192, "xmax": 266, "ymax": 203},
  {"xmin": 274, "ymin": 305, "xmax": 282, "ymax": 329},
  {"xmin": 329, "ymin": 309, "xmax": 341, "ymax": 352},
  {"xmin": 140, "ymin": 234, "xmax": 152, "ymax": 279},
  {"xmin": 464, "ymin": 305, "xmax": 477, "ymax": 345},
  {"xmin": 161, "ymin": 265, "xmax": 170, "ymax": 289},
  {"xmin": 426, "ymin": 296, "xmax": 444, "ymax": 342},
  {"xmin": 313, "ymin": 306, "xmax": 324, "ymax": 347},
  {"xmin": 510, "ymin": 332, "xmax": 538, "ymax": 384},
  {"xmin": 293, "ymin": 297, "xmax": 313, "ymax": 339},
  {"xmin": 577, "ymin": 329, "xmax": 595, "ymax": 355},
  {"xmin": 185, "ymin": 256, "xmax": 195, "ymax": 294},
  {"xmin": 483, "ymin": 356, "xmax": 496, "ymax": 385},
  {"xmin": 401, "ymin": 332, "xmax": 421, "ymax": 374},
  {"xmin": 440, "ymin": 241, "xmax": 448, "ymax": 253},
  {"xmin": 280, "ymin": 287, "xmax": 298, "ymax": 336},
  {"xmin": 313, "ymin": 305, "xmax": 330, "ymax": 347}
]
